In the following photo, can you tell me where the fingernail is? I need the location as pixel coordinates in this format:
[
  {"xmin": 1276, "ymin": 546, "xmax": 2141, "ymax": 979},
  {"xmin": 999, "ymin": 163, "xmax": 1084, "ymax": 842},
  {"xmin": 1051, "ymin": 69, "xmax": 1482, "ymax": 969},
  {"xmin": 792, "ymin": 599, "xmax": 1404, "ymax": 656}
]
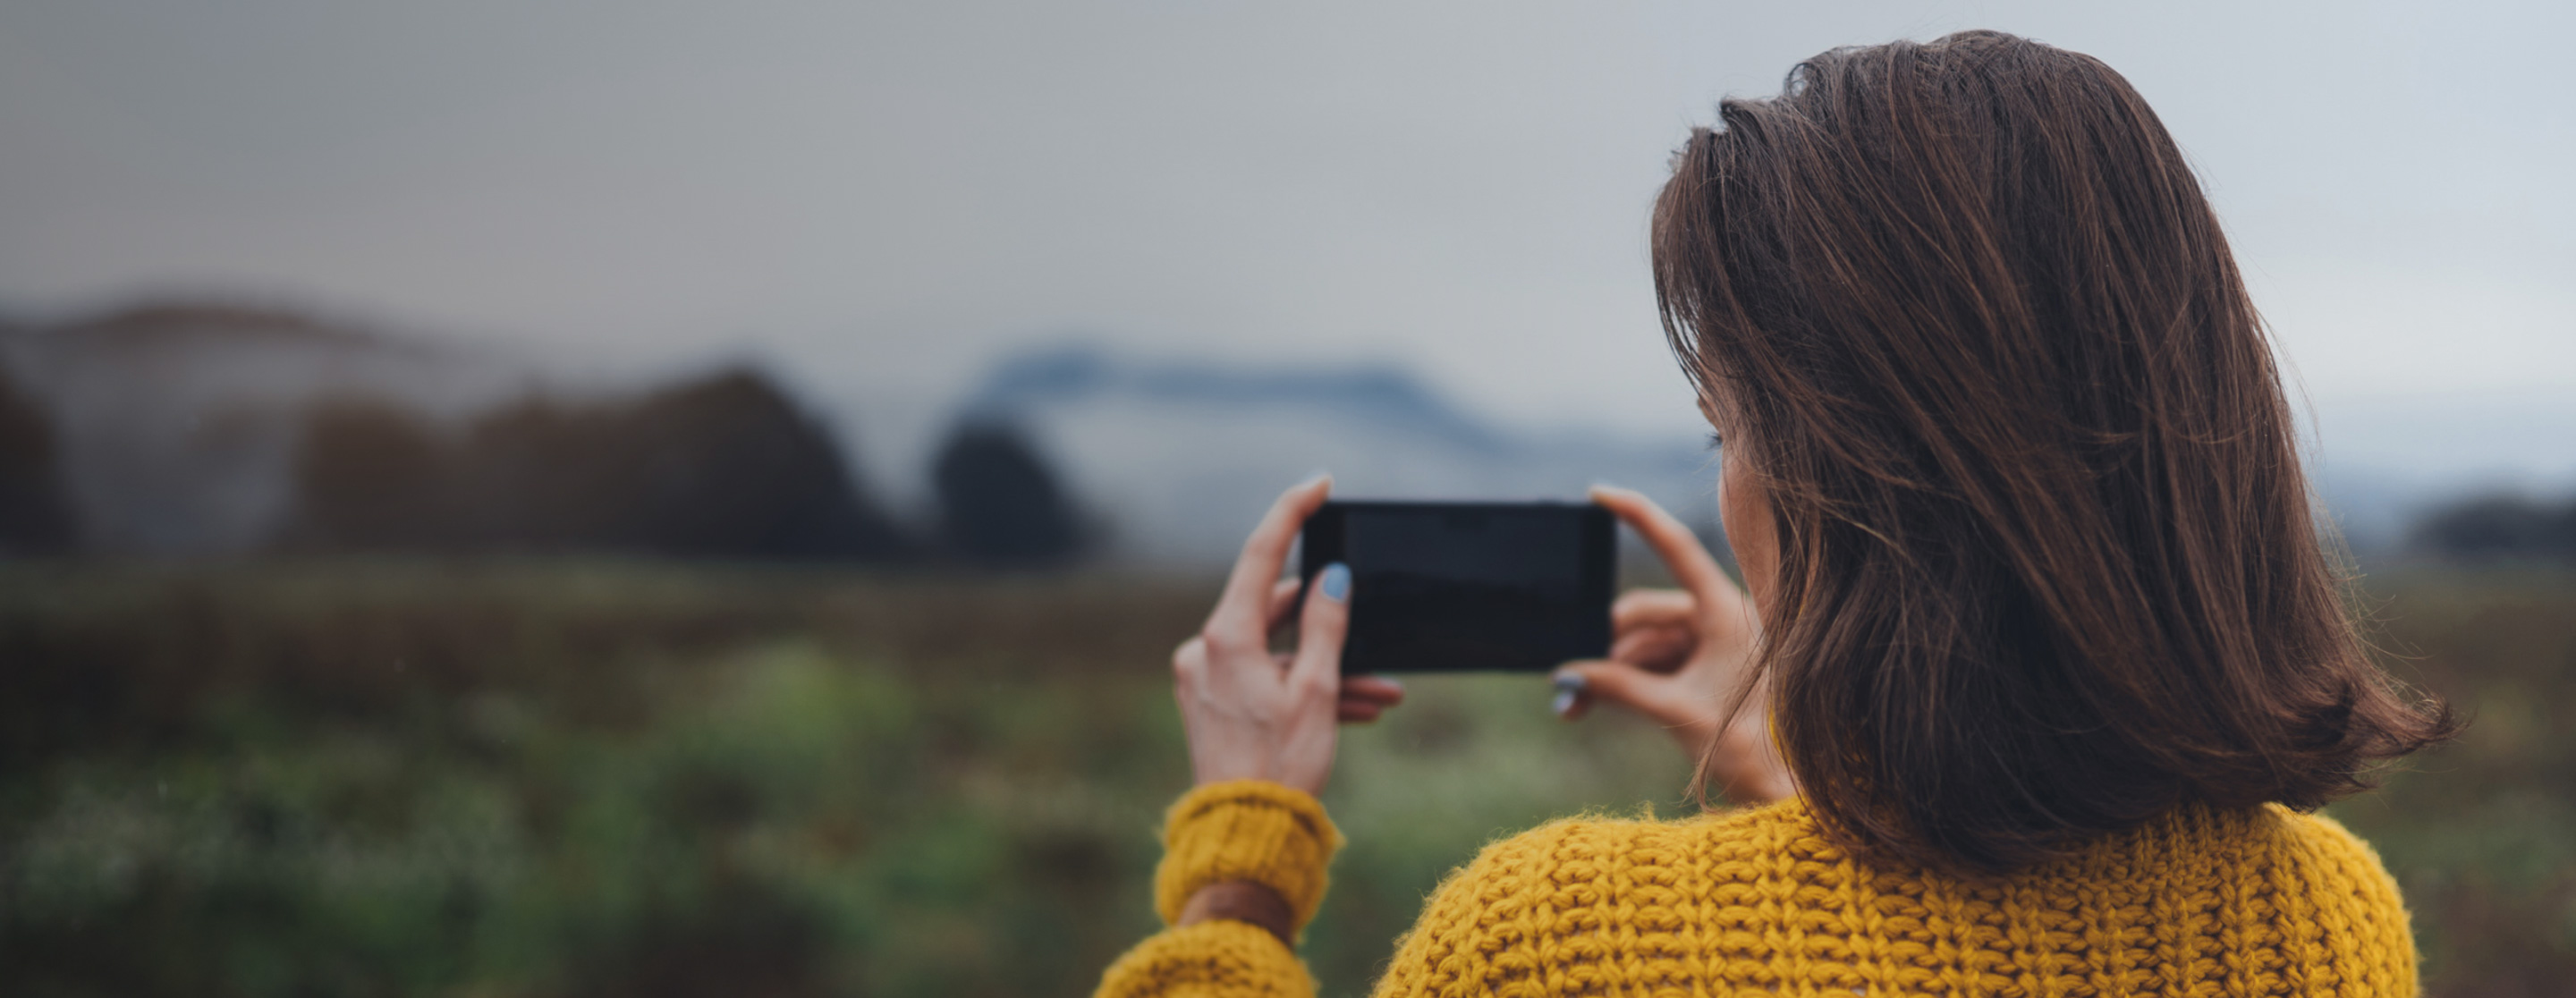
[
  {"xmin": 1550, "ymin": 672, "xmax": 1586, "ymax": 717},
  {"xmin": 1318, "ymin": 562, "xmax": 1351, "ymax": 602}
]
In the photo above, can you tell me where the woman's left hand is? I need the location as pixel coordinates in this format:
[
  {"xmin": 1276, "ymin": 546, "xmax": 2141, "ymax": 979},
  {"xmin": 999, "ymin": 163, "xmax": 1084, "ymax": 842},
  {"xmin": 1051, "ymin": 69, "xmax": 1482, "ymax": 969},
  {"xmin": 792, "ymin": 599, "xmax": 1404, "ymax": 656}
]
[{"xmin": 1171, "ymin": 476, "xmax": 1405, "ymax": 796}]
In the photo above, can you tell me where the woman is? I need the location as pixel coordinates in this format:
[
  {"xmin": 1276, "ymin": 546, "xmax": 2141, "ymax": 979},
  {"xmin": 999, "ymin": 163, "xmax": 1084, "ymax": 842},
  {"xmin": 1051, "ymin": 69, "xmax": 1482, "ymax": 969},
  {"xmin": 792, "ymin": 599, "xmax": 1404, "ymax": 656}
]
[{"xmin": 1097, "ymin": 30, "xmax": 2451, "ymax": 998}]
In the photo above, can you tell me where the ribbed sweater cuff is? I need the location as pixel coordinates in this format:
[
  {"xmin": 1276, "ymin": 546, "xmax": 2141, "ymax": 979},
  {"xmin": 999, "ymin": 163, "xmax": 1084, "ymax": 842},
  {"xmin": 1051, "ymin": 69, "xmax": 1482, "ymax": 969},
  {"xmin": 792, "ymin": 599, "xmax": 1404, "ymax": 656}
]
[
  {"xmin": 1095, "ymin": 919, "xmax": 1313, "ymax": 998},
  {"xmin": 1152, "ymin": 780, "xmax": 1343, "ymax": 934}
]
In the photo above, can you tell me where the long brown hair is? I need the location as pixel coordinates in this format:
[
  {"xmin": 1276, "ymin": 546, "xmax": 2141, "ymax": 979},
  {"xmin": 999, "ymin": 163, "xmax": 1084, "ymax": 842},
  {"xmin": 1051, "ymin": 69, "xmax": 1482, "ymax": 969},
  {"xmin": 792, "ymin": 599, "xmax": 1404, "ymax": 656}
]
[{"xmin": 1651, "ymin": 30, "xmax": 2453, "ymax": 873}]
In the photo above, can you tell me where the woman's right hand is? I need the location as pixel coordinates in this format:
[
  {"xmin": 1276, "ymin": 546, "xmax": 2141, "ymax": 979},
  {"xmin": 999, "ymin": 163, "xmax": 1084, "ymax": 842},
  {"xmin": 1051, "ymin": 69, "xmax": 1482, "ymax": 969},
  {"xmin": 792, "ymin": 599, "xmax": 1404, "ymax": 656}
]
[
  {"xmin": 1169, "ymin": 475, "xmax": 1405, "ymax": 798},
  {"xmin": 1553, "ymin": 486, "xmax": 1795, "ymax": 805}
]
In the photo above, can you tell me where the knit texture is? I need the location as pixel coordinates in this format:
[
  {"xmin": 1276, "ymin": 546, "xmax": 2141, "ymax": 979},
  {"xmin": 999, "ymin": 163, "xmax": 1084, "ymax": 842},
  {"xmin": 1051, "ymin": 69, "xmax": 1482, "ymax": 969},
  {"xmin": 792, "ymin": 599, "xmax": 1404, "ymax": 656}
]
[
  {"xmin": 1153, "ymin": 780, "xmax": 1345, "ymax": 933},
  {"xmin": 1097, "ymin": 919, "xmax": 1317, "ymax": 998},
  {"xmin": 1099, "ymin": 790, "xmax": 2419, "ymax": 998}
]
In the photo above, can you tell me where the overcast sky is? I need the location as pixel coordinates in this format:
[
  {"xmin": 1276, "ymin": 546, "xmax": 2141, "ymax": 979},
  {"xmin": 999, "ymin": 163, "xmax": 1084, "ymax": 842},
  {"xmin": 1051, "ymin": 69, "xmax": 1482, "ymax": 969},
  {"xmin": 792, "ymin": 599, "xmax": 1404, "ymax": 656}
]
[{"xmin": 2, "ymin": 0, "xmax": 2569, "ymax": 489}]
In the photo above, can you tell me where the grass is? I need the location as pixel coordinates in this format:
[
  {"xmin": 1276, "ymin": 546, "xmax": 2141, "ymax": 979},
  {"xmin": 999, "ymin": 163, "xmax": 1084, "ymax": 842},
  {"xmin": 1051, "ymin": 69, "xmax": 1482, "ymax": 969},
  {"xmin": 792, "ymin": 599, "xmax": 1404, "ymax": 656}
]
[
  {"xmin": 0, "ymin": 561, "xmax": 2567, "ymax": 996},
  {"xmin": 2327, "ymin": 569, "xmax": 2576, "ymax": 994}
]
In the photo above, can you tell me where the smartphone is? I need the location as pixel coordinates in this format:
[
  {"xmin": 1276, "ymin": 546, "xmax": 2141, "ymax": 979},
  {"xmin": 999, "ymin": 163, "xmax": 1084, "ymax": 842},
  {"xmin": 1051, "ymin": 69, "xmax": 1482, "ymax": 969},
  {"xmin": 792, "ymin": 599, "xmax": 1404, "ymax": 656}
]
[{"xmin": 1299, "ymin": 500, "xmax": 1615, "ymax": 673}]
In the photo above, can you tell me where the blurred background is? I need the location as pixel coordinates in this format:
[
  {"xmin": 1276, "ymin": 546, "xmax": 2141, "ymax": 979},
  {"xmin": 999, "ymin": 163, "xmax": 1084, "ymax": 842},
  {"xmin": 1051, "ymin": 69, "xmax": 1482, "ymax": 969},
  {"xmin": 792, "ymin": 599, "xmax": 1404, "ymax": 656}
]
[{"xmin": 1, "ymin": 1, "xmax": 2570, "ymax": 995}]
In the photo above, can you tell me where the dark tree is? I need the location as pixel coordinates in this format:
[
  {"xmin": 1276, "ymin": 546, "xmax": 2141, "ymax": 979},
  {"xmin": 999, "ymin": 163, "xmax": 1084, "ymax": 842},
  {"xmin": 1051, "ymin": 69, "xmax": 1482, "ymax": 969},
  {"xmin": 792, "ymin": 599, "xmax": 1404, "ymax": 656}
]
[
  {"xmin": 932, "ymin": 420, "xmax": 1086, "ymax": 565},
  {"xmin": 291, "ymin": 398, "xmax": 457, "ymax": 550},
  {"xmin": 287, "ymin": 368, "xmax": 911, "ymax": 560},
  {"xmin": 2411, "ymin": 495, "xmax": 2576, "ymax": 562},
  {"xmin": 0, "ymin": 371, "xmax": 75, "ymax": 554},
  {"xmin": 561, "ymin": 369, "xmax": 909, "ymax": 559}
]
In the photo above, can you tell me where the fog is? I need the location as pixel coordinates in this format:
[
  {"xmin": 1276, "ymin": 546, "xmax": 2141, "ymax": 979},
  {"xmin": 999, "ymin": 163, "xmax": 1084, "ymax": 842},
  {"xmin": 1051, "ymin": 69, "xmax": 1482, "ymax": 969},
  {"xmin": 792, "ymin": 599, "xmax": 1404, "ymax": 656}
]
[{"xmin": 3, "ymin": 0, "xmax": 2569, "ymax": 502}]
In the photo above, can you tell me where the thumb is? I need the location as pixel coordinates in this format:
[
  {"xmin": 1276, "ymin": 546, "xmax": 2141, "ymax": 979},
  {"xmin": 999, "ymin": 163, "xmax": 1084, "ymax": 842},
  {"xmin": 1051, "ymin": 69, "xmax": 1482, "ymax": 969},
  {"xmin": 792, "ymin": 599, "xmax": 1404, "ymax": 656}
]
[
  {"xmin": 1551, "ymin": 658, "xmax": 1679, "ymax": 724},
  {"xmin": 1288, "ymin": 562, "xmax": 1352, "ymax": 693}
]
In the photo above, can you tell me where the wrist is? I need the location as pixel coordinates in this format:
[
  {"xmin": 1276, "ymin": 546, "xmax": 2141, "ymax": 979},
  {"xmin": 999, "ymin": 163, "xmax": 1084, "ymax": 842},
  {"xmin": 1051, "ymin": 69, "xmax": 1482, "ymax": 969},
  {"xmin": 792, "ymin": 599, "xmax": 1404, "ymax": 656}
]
[
  {"xmin": 1177, "ymin": 880, "xmax": 1294, "ymax": 946},
  {"xmin": 1154, "ymin": 780, "xmax": 1344, "ymax": 934}
]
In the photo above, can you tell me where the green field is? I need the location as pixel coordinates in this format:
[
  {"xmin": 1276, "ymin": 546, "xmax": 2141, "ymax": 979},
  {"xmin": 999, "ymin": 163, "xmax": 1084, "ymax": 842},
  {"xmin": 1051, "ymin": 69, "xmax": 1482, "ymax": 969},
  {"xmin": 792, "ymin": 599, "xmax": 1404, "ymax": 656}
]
[{"xmin": 0, "ymin": 562, "xmax": 2568, "ymax": 996}]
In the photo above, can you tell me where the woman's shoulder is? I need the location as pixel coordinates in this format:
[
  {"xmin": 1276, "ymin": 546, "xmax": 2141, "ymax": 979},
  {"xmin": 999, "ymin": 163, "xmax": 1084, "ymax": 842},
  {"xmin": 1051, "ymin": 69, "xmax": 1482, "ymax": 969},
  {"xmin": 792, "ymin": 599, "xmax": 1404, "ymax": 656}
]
[
  {"xmin": 2260, "ymin": 805, "xmax": 2409, "ymax": 901},
  {"xmin": 1368, "ymin": 799, "xmax": 1819, "ymax": 996},
  {"xmin": 1435, "ymin": 798, "xmax": 2392, "ymax": 892},
  {"xmin": 1408, "ymin": 797, "xmax": 2409, "ymax": 924},
  {"xmin": 1403, "ymin": 797, "xmax": 1822, "ymax": 921},
  {"xmin": 1453, "ymin": 796, "xmax": 1820, "ymax": 879},
  {"xmin": 2266, "ymin": 804, "xmax": 2387, "ymax": 854},
  {"xmin": 1368, "ymin": 798, "xmax": 2416, "ymax": 998}
]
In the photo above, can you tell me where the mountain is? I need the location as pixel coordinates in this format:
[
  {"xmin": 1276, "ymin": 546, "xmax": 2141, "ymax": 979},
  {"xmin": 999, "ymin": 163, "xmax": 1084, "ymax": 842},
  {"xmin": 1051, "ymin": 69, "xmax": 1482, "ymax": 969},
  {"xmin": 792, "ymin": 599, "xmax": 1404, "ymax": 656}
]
[
  {"xmin": 0, "ymin": 302, "xmax": 907, "ymax": 560},
  {"xmin": 0, "ymin": 304, "xmax": 529, "ymax": 554},
  {"xmin": 2301, "ymin": 390, "xmax": 2576, "ymax": 554},
  {"xmin": 955, "ymin": 344, "xmax": 1724, "ymax": 565}
]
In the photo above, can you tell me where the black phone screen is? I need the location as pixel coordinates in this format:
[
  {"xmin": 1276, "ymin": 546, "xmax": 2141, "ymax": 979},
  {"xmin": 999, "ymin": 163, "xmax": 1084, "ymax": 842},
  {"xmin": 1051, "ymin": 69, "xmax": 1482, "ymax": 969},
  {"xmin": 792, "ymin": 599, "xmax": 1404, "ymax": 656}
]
[{"xmin": 1299, "ymin": 500, "xmax": 1614, "ymax": 673}]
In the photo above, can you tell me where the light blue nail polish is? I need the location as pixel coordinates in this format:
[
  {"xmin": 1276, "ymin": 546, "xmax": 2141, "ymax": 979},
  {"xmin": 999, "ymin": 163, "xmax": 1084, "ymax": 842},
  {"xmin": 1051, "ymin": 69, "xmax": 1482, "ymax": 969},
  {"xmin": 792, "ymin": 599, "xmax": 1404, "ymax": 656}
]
[
  {"xmin": 1553, "ymin": 672, "xmax": 1588, "ymax": 694},
  {"xmin": 1550, "ymin": 672, "xmax": 1586, "ymax": 716},
  {"xmin": 1318, "ymin": 562, "xmax": 1351, "ymax": 602}
]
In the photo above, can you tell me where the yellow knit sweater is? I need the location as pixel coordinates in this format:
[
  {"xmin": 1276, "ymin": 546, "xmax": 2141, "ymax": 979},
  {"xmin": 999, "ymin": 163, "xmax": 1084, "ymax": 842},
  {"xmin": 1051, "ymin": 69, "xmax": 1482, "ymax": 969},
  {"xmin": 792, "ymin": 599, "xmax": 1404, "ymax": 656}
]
[{"xmin": 1096, "ymin": 780, "xmax": 2418, "ymax": 997}]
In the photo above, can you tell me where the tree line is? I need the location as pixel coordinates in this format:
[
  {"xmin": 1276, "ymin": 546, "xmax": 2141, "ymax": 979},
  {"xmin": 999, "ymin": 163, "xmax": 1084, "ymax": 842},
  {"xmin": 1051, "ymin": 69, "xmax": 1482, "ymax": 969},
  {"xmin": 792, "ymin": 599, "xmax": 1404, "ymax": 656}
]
[
  {"xmin": 7, "ymin": 359, "xmax": 2572, "ymax": 567},
  {"xmin": 0, "ymin": 366, "xmax": 1089, "ymax": 566}
]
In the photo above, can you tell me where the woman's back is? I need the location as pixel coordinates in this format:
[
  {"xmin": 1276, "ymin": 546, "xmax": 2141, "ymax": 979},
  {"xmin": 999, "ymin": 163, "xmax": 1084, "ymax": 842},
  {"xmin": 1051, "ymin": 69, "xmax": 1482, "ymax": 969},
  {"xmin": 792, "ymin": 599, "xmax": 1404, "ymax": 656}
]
[
  {"xmin": 1097, "ymin": 782, "xmax": 2417, "ymax": 997},
  {"xmin": 1384, "ymin": 800, "xmax": 2411, "ymax": 996}
]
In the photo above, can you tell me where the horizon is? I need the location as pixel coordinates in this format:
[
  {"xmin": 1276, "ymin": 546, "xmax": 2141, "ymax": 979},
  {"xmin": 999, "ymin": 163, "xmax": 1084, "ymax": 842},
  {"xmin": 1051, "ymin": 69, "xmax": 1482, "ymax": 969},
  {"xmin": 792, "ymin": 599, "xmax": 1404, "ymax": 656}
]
[{"xmin": 6, "ymin": 295, "xmax": 2566, "ymax": 562}]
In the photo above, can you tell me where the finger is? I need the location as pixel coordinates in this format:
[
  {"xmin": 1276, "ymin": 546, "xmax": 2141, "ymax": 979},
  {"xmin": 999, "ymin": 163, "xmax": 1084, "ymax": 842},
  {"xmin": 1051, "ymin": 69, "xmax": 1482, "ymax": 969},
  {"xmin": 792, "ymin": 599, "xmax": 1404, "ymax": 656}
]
[
  {"xmin": 1552, "ymin": 672, "xmax": 1593, "ymax": 720},
  {"xmin": 1173, "ymin": 636, "xmax": 1208, "ymax": 682},
  {"xmin": 1340, "ymin": 675, "xmax": 1405, "ymax": 706},
  {"xmin": 1589, "ymin": 485, "xmax": 1750, "ymax": 620},
  {"xmin": 1613, "ymin": 588, "xmax": 1697, "ymax": 630},
  {"xmin": 1552, "ymin": 659, "xmax": 1698, "ymax": 730},
  {"xmin": 1337, "ymin": 700, "xmax": 1385, "ymax": 723},
  {"xmin": 1265, "ymin": 578, "xmax": 1302, "ymax": 632},
  {"xmin": 1611, "ymin": 623, "xmax": 1695, "ymax": 673},
  {"xmin": 1611, "ymin": 590, "xmax": 1697, "ymax": 673},
  {"xmin": 1210, "ymin": 475, "xmax": 1334, "ymax": 638},
  {"xmin": 1286, "ymin": 562, "xmax": 1352, "ymax": 696}
]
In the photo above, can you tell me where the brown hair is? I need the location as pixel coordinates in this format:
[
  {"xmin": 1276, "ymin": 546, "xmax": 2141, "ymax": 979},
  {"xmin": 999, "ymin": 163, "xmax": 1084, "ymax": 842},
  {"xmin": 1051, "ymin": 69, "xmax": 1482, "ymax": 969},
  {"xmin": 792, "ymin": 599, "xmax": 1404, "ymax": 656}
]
[{"xmin": 1651, "ymin": 30, "xmax": 2454, "ymax": 874}]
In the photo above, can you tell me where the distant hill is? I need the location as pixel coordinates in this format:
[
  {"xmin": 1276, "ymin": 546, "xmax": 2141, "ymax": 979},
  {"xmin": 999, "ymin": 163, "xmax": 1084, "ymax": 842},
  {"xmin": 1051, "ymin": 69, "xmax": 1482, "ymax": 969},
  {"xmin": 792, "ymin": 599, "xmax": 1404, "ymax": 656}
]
[
  {"xmin": 2302, "ymin": 390, "xmax": 2576, "ymax": 554},
  {"xmin": 0, "ymin": 302, "xmax": 909, "ymax": 560},
  {"xmin": 956, "ymin": 343, "xmax": 1723, "ymax": 564},
  {"xmin": 0, "ymin": 303, "xmax": 529, "ymax": 554},
  {"xmin": 964, "ymin": 346, "xmax": 1509, "ymax": 453}
]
